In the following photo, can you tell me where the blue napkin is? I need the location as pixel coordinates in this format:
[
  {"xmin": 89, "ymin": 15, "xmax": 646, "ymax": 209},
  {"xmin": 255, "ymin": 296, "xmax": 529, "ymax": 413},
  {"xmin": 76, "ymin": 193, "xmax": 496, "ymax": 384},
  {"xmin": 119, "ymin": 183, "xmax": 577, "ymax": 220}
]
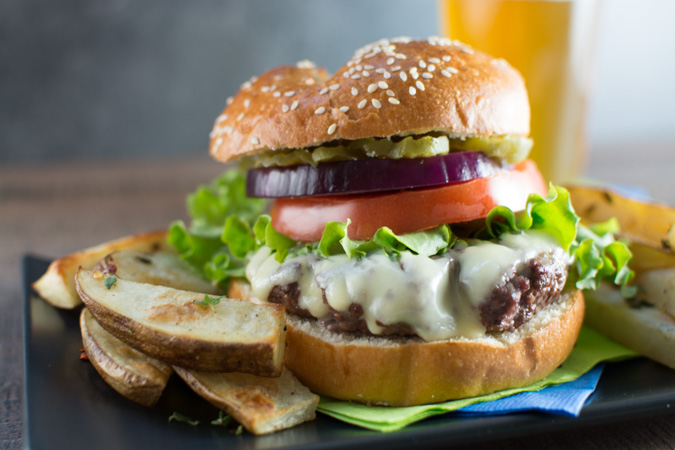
[{"xmin": 458, "ymin": 364, "xmax": 604, "ymax": 417}]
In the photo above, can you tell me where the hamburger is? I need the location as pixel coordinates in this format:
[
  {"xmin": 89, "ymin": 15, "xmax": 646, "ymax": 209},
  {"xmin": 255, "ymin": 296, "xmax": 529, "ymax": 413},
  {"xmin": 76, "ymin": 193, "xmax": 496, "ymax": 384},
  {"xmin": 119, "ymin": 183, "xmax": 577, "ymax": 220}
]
[{"xmin": 172, "ymin": 37, "xmax": 628, "ymax": 407}]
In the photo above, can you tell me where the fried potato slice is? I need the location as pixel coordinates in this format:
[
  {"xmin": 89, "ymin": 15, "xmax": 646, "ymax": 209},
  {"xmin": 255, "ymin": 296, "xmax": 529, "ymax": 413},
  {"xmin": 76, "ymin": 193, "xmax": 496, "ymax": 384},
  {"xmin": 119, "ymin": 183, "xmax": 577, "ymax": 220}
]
[
  {"xmin": 174, "ymin": 366, "xmax": 318, "ymax": 435},
  {"xmin": 80, "ymin": 308, "xmax": 172, "ymax": 406},
  {"xmin": 33, "ymin": 230, "xmax": 169, "ymax": 309},
  {"xmin": 584, "ymin": 284, "xmax": 675, "ymax": 369},
  {"xmin": 567, "ymin": 185, "xmax": 675, "ymax": 259},
  {"xmin": 76, "ymin": 269, "xmax": 286, "ymax": 375},
  {"xmin": 94, "ymin": 250, "xmax": 221, "ymax": 294},
  {"xmin": 636, "ymin": 267, "xmax": 675, "ymax": 319}
]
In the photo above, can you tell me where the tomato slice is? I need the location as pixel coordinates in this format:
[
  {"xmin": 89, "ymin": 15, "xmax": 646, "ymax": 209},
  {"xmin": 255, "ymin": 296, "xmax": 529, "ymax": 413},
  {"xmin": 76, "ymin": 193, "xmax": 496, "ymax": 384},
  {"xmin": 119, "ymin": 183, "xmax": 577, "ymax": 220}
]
[{"xmin": 270, "ymin": 159, "xmax": 547, "ymax": 242}]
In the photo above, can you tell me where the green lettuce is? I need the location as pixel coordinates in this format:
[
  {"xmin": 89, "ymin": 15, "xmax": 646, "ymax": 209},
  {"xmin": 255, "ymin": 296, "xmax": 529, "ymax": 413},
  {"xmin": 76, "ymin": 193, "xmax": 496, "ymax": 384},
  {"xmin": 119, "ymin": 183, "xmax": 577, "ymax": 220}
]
[{"xmin": 169, "ymin": 169, "xmax": 634, "ymax": 295}]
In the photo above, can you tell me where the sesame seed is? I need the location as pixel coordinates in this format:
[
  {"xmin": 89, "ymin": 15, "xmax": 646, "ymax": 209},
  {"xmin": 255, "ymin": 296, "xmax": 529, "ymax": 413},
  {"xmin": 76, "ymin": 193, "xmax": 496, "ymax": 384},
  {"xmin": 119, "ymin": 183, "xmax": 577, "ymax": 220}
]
[
  {"xmin": 327, "ymin": 123, "xmax": 337, "ymax": 135},
  {"xmin": 216, "ymin": 114, "xmax": 228, "ymax": 123},
  {"xmin": 412, "ymin": 72, "xmax": 419, "ymax": 80},
  {"xmin": 422, "ymin": 72, "xmax": 433, "ymax": 79},
  {"xmin": 388, "ymin": 97, "xmax": 400, "ymax": 105},
  {"xmin": 284, "ymin": 91, "xmax": 296, "ymax": 97},
  {"xmin": 446, "ymin": 66, "xmax": 459, "ymax": 73},
  {"xmin": 391, "ymin": 66, "xmax": 401, "ymax": 72},
  {"xmin": 416, "ymin": 80, "xmax": 425, "ymax": 91},
  {"xmin": 291, "ymin": 100, "xmax": 299, "ymax": 110},
  {"xmin": 375, "ymin": 68, "xmax": 385, "ymax": 74},
  {"xmin": 364, "ymin": 64, "xmax": 375, "ymax": 70},
  {"xmin": 441, "ymin": 70, "xmax": 452, "ymax": 78},
  {"xmin": 319, "ymin": 88, "xmax": 329, "ymax": 95},
  {"xmin": 429, "ymin": 57, "xmax": 441, "ymax": 64},
  {"xmin": 351, "ymin": 87, "xmax": 359, "ymax": 96},
  {"xmin": 383, "ymin": 71, "xmax": 391, "ymax": 79},
  {"xmin": 314, "ymin": 106, "xmax": 326, "ymax": 115},
  {"xmin": 296, "ymin": 59, "xmax": 316, "ymax": 69},
  {"xmin": 244, "ymin": 99, "xmax": 251, "ymax": 108},
  {"xmin": 343, "ymin": 72, "xmax": 350, "ymax": 78},
  {"xmin": 237, "ymin": 112, "xmax": 244, "ymax": 121},
  {"xmin": 427, "ymin": 64, "xmax": 436, "ymax": 72},
  {"xmin": 241, "ymin": 81, "xmax": 252, "ymax": 89},
  {"xmin": 378, "ymin": 81, "xmax": 388, "ymax": 89},
  {"xmin": 367, "ymin": 83, "xmax": 377, "ymax": 93},
  {"xmin": 330, "ymin": 84, "xmax": 340, "ymax": 91},
  {"xmin": 358, "ymin": 99, "xmax": 367, "ymax": 109},
  {"xmin": 250, "ymin": 137, "xmax": 259, "ymax": 145},
  {"xmin": 224, "ymin": 125, "xmax": 233, "ymax": 135},
  {"xmin": 409, "ymin": 66, "xmax": 418, "ymax": 73},
  {"xmin": 339, "ymin": 106, "xmax": 350, "ymax": 112},
  {"xmin": 362, "ymin": 70, "xmax": 370, "ymax": 77},
  {"xmin": 409, "ymin": 86, "xmax": 416, "ymax": 95},
  {"xmin": 372, "ymin": 99, "xmax": 382, "ymax": 108},
  {"xmin": 386, "ymin": 57, "xmax": 395, "ymax": 65},
  {"xmin": 386, "ymin": 89, "xmax": 395, "ymax": 96},
  {"xmin": 356, "ymin": 65, "xmax": 363, "ymax": 71},
  {"xmin": 419, "ymin": 60, "xmax": 427, "ymax": 68},
  {"xmin": 261, "ymin": 86, "xmax": 270, "ymax": 93},
  {"xmin": 282, "ymin": 104, "xmax": 289, "ymax": 112},
  {"xmin": 273, "ymin": 92, "xmax": 281, "ymax": 97},
  {"xmin": 226, "ymin": 96, "xmax": 233, "ymax": 105},
  {"xmin": 442, "ymin": 55, "xmax": 451, "ymax": 62},
  {"xmin": 399, "ymin": 72, "xmax": 408, "ymax": 82},
  {"xmin": 351, "ymin": 74, "xmax": 362, "ymax": 80},
  {"xmin": 214, "ymin": 137, "xmax": 223, "ymax": 146},
  {"xmin": 395, "ymin": 53, "xmax": 406, "ymax": 60}
]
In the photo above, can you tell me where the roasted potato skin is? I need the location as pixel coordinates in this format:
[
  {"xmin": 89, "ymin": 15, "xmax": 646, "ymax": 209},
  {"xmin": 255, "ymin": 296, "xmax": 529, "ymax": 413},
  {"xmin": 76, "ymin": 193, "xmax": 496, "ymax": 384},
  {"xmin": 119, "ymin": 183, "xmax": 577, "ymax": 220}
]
[
  {"xmin": 76, "ymin": 269, "xmax": 286, "ymax": 376},
  {"xmin": 174, "ymin": 366, "xmax": 318, "ymax": 435},
  {"xmin": 34, "ymin": 230, "xmax": 169, "ymax": 309},
  {"xmin": 80, "ymin": 308, "xmax": 173, "ymax": 407}
]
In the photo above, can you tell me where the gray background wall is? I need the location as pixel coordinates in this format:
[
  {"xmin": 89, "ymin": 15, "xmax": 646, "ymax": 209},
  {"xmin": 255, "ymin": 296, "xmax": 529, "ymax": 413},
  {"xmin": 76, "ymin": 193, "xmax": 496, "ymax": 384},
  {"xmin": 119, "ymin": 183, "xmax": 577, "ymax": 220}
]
[{"xmin": 1, "ymin": 0, "xmax": 674, "ymax": 165}]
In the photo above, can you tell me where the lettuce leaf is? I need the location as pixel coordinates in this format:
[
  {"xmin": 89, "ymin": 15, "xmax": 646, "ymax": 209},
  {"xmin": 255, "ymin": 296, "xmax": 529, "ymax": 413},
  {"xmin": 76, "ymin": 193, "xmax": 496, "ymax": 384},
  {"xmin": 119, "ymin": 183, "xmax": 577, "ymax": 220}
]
[
  {"xmin": 571, "ymin": 219, "xmax": 636, "ymax": 296},
  {"xmin": 168, "ymin": 169, "xmax": 268, "ymax": 285},
  {"xmin": 485, "ymin": 184, "xmax": 578, "ymax": 251}
]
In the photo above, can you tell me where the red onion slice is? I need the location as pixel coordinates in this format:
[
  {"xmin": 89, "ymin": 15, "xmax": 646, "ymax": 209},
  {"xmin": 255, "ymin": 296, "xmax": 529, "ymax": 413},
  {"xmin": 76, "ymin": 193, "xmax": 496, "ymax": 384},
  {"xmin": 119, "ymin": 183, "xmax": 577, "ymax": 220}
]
[{"xmin": 246, "ymin": 152, "xmax": 509, "ymax": 198}]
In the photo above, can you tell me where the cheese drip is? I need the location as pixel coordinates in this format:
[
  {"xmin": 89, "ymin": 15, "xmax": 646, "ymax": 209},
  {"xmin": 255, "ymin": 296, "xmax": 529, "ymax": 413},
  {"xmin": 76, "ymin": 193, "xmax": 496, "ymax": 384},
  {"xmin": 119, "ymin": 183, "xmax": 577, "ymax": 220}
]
[{"xmin": 246, "ymin": 231, "xmax": 564, "ymax": 341}]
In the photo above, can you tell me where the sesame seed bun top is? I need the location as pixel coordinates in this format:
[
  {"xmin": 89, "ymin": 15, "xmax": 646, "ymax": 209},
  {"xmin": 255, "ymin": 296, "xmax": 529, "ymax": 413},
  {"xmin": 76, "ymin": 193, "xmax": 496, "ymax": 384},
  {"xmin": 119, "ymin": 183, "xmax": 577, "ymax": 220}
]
[{"xmin": 209, "ymin": 37, "xmax": 530, "ymax": 163}]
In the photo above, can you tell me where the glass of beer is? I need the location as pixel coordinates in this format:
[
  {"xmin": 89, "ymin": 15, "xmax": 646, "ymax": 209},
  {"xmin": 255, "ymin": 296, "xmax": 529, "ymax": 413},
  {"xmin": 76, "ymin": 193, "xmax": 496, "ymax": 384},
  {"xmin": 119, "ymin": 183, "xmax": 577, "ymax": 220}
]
[{"xmin": 439, "ymin": 0, "xmax": 599, "ymax": 183}]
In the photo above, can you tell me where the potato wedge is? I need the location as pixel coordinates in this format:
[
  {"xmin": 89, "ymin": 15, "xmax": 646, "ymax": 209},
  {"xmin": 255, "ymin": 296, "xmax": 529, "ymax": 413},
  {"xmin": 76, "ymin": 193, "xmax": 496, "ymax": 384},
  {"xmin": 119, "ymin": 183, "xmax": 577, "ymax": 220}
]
[
  {"xmin": 94, "ymin": 250, "xmax": 221, "ymax": 295},
  {"xmin": 76, "ymin": 269, "xmax": 286, "ymax": 375},
  {"xmin": 567, "ymin": 185, "xmax": 675, "ymax": 254},
  {"xmin": 636, "ymin": 267, "xmax": 675, "ymax": 319},
  {"xmin": 33, "ymin": 230, "xmax": 169, "ymax": 309},
  {"xmin": 80, "ymin": 308, "xmax": 173, "ymax": 406},
  {"xmin": 174, "ymin": 366, "xmax": 318, "ymax": 435},
  {"xmin": 584, "ymin": 284, "xmax": 675, "ymax": 369}
]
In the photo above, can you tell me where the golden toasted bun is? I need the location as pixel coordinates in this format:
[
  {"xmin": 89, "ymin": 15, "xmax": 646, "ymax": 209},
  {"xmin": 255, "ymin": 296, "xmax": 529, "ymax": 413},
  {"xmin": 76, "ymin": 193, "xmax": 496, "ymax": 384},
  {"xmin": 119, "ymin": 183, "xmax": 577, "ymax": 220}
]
[
  {"xmin": 228, "ymin": 279, "xmax": 584, "ymax": 406},
  {"xmin": 284, "ymin": 290, "xmax": 583, "ymax": 406},
  {"xmin": 210, "ymin": 37, "xmax": 530, "ymax": 162}
]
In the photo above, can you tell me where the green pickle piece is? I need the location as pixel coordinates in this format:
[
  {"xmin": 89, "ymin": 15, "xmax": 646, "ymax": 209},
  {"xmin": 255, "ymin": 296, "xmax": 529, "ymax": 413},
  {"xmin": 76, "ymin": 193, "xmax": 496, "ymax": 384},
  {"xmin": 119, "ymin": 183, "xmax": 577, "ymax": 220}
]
[
  {"xmin": 241, "ymin": 134, "xmax": 532, "ymax": 168},
  {"xmin": 450, "ymin": 135, "xmax": 533, "ymax": 164}
]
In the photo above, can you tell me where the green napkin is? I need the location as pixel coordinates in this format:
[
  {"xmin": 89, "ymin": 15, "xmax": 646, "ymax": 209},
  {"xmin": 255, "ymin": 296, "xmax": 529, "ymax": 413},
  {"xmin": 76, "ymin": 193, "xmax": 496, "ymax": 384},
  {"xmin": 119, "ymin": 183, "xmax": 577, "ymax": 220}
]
[{"xmin": 317, "ymin": 326, "xmax": 637, "ymax": 432}]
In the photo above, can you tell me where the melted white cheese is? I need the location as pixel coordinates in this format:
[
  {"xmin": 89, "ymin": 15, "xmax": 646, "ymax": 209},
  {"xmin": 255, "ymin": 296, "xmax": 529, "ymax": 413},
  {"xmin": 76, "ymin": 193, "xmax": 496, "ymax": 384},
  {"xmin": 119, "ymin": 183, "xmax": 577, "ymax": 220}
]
[{"xmin": 247, "ymin": 231, "xmax": 564, "ymax": 341}]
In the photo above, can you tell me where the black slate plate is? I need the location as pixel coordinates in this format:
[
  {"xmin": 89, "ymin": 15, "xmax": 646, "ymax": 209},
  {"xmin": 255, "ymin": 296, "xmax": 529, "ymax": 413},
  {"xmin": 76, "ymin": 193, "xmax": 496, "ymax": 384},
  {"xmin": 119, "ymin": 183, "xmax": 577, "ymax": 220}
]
[{"xmin": 23, "ymin": 255, "xmax": 675, "ymax": 450}]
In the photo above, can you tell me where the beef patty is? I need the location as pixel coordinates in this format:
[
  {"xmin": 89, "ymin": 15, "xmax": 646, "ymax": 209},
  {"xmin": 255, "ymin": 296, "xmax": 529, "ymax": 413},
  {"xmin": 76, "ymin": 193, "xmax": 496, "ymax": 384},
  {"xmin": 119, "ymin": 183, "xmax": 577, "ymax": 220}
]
[{"xmin": 268, "ymin": 251, "xmax": 568, "ymax": 337}]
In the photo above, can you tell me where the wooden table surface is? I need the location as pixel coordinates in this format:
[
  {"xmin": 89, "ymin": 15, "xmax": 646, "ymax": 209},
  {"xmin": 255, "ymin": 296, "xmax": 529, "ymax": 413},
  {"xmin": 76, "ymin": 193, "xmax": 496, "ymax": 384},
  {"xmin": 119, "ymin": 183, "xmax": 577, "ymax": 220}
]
[{"xmin": 1, "ymin": 144, "xmax": 674, "ymax": 449}]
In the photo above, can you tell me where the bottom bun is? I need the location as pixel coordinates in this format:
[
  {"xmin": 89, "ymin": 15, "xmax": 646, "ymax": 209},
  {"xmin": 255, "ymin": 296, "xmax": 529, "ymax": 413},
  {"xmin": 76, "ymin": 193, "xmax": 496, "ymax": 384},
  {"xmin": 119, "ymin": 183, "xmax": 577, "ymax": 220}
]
[{"xmin": 284, "ymin": 290, "xmax": 584, "ymax": 406}]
